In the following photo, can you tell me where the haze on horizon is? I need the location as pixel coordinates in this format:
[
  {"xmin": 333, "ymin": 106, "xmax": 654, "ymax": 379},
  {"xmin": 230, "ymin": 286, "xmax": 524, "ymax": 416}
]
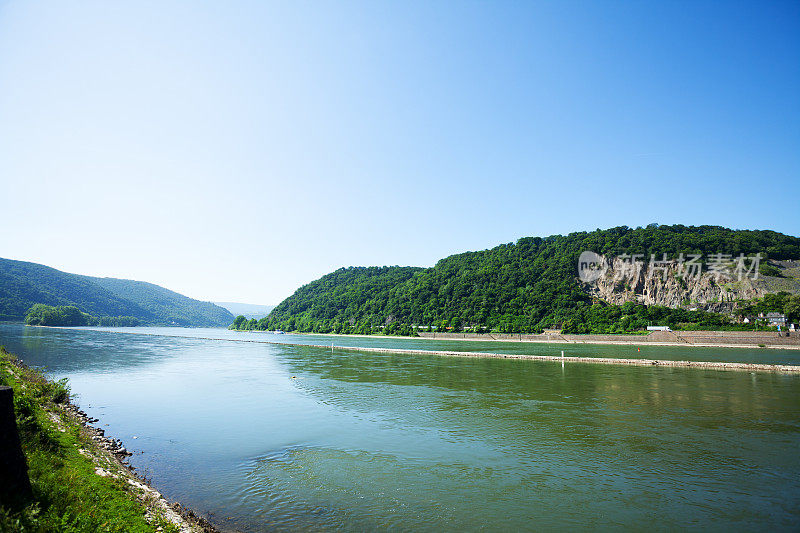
[{"xmin": 1, "ymin": 1, "xmax": 798, "ymax": 306}]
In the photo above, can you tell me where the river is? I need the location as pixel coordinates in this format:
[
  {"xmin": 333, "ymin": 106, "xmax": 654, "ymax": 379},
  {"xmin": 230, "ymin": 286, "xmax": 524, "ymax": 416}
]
[{"xmin": 1, "ymin": 324, "xmax": 798, "ymax": 531}]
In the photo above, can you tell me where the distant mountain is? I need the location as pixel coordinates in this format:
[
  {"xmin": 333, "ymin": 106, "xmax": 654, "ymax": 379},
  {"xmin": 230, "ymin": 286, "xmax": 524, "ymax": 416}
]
[
  {"xmin": 0, "ymin": 258, "xmax": 234, "ymax": 327},
  {"xmin": 214, "ymin": 302, "xmax": 275, "ymax": 319}
]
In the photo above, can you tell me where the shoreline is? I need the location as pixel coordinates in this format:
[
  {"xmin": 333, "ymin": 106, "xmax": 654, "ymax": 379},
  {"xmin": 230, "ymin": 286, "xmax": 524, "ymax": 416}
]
[
  {"xmin": 59, "ymin": 401, "xmax": 216, "ymax": 533},
  {"xmin": 22, "ymin": 323, "xmax": 800, "ymax": 350},
  {"xmin": 234, "ymin": 338, "xmax": 800, "ymax": 374},
  {"xmin": 0, "ymin": 350, "xmax": 217, "ymax": 532},
  {"xmin": 286, "ymin": 330, "xmax": 800, "ymax": 350},
  {"xmin": 44, "ymin": 326, "xmax": 800, "ymax": 374}
]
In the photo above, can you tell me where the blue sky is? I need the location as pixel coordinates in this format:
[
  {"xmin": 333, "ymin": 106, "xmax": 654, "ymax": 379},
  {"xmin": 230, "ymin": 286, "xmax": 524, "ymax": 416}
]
[{"xmin": 1, "ymin": 1, "xmax": 798, "ymax": 304}]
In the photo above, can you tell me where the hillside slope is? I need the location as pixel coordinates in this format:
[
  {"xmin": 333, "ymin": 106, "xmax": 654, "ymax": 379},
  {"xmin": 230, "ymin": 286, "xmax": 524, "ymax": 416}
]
[
  {"xmin": 259, "ymin": 225, "xmax": 800, "ymax": 333},
  {"xmin": 0, "ymin": 258, "xmax": 233, "ymax": 326}
]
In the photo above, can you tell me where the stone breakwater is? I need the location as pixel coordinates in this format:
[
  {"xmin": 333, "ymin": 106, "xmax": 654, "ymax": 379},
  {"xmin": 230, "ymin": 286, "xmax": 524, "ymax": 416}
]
[
  {"xmin": 63, "ymin": 402, "xmax": 133, "ymax": 458},
  {"xmin": 102, "ymin": 330, "xmax": 800, "ymax": 374},
  {"xmin": 314, "ymin": 345, "xmax": 800, "ymax": 373}
]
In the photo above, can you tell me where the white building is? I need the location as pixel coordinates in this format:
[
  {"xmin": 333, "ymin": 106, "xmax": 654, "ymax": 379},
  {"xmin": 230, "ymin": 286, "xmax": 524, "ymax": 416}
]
[{"xmin": 766, "ymin": 313, "xmax": 787, "ymax": 327}]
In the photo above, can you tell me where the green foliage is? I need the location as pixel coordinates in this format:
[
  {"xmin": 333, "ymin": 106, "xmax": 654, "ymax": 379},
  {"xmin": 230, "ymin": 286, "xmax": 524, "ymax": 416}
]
[
  {"xmin": 25, "ymin": 304, "xmax": 141, "ymax": 328},
  {"xmin": 0, "ymin": 349, "xmax": 177, "ymax": 532},
  {"xmin": 785, "ymin": 295, "xmax": 800, "ymax": 323},
  {"xmin": 737, "ymin": 292, "xmax": 788, "ymax": 317},
  {"xmin": 737, "ymin": 292, "xmax": 800, "ymax": 323},
  {"xmin": 0, "ymin": 257, "xmax": 233, "ymax": 326},
  {"xmin": 231, "ymin": 225, "xmax": 800, "ymax": 335},
  {"xmin": 561, "ymin": 301, "xmax": 737, "ymax": 333},
  {"xmin": 47, "ymin": 379, "xmax": 71, "ymax": 404},
  {"xmin": 94, "ymin": 316, "xmax": 140, "ymax": 327},
  {"xmin": 759, "ymin": 263, "xmax": 783, "ymax": 277},
  {"xmin": 230, "ymin": 315, "xmax": 247, "ymax": 330},
  {"xmin": 25, "ymin": 304, "xmax": 84, "ymax": 326}
]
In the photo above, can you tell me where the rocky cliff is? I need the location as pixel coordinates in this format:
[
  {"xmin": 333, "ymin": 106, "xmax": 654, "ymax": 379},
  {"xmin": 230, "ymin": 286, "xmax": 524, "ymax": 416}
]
[{"xmin": 581, "ymin": 256, "xmax": 800, "ymax": 312}]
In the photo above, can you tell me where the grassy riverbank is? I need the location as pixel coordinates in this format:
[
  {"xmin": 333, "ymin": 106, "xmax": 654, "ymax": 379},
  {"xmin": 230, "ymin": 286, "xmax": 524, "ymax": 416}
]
[{"xmin": 0, "ymin": 347, "xmax": 210, "ymax": 532}]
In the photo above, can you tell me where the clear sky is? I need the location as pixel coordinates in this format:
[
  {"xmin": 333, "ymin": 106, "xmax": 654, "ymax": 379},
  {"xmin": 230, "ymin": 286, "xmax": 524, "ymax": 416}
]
[{"xmin": 1, "ymin": 1, "xmax": 798, "ymax": 305}]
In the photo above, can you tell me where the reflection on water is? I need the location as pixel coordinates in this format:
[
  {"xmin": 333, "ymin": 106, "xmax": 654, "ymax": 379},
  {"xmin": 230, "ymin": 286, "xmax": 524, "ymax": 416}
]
[
  {"xmin": 1, "ymin": 324, "xmax": 798, "ymax": 531},
  {"xmin": 53, "ymin": 325, "xmax": 800, "ymax": 366}
]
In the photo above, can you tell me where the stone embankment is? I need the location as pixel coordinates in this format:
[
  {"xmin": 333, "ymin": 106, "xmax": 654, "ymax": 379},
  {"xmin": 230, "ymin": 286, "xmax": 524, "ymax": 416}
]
[
  {"xmin": 416, "ymin": 330, "xmax": 800, "ymax": 348},
  {"xmin": 55, "ymin": 402, "xmax": 215, "ymax": 532}
]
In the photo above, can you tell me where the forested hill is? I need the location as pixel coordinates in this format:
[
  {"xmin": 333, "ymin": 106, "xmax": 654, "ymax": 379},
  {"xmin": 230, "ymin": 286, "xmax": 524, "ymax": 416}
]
[
  {"xmin": 0, "ymin": 258, "xmax": 233, "ymax": 326},
  {"xmin": 258, "ymin": 225, "xmax": 800, "ymax": 334}
]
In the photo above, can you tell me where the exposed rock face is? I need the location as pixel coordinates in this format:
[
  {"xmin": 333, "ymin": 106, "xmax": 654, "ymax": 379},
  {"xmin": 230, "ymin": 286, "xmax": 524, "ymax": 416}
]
[
  {"xmin": 580, "ymin": 256, "xmax": 800, "ymax": 311},
  {"xmin": 0, "ymin": 386, "xmax": 32, "ymax": 507}
]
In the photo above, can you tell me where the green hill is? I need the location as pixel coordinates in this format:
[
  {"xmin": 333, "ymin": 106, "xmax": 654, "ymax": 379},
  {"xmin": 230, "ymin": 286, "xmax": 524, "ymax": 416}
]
[
  {"xmin": 252, "ymin": 225, "xmax": 800, "ymax": 334},
  {"xmin": 0, "ymin": 258, "xmax": 233, "ymax": 327}
]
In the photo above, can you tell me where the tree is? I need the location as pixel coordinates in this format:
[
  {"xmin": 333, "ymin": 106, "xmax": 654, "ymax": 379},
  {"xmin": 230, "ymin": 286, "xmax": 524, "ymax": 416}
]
[
  {"xmin": 24, "ymin": 304, "xmax": 138, "ymax": 327},
  {"xmin": 244, "ymin": 225, "xmax": 800, "ymax": 335},
  {"xmin": 785, "ymin": 295, "xmax": 800, "ymax": 323}
]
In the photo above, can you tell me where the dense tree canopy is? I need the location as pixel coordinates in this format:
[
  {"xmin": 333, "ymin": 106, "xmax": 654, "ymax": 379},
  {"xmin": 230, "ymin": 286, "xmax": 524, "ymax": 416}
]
[
  {"xmin": 236, "ymin": 225, "xmax": 800, "ymax": 334},
  {"xmin": 0, "ymin": 257, "xmax": 233, "ymax": 326},
  {"xmin": 25, "ymin": 304, "xmax": 140, "ymax": 327},
  {"xmin": 737, "ymin": 292, "xmax": 800, "ymax": 323}
]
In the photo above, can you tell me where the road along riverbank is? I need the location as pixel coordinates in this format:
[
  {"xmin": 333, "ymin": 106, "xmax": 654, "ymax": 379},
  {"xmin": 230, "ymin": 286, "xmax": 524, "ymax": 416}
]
[{"xmin": 415, "ymin": 329, "xmax": 800, "ymax": 349}]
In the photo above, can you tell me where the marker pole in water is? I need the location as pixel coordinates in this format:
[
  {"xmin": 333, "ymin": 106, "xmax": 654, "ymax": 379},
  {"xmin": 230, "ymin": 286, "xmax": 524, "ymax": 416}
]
[{"xmin": 561, "ymin": 350, "xmax": 565, "ymax": 368}]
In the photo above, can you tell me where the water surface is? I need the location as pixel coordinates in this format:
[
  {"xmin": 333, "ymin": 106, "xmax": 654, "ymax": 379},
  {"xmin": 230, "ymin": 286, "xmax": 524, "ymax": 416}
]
[
  {"xmin": 76, "ymin": 325, "xmax": 800, "ymax": 366},
  {"xmin": 1, "ymin": 324, "xmax": 798, "ymax": 531}
]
